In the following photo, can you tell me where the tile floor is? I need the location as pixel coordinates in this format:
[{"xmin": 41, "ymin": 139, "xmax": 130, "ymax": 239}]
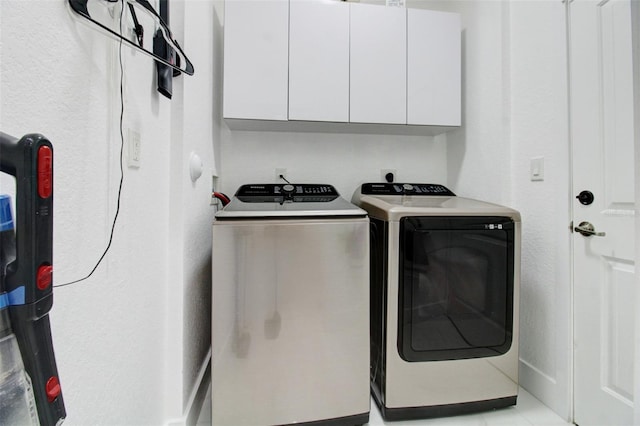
[{"xmin": 196, "ymin": 385, "xmax": 573, "ymax": 426}]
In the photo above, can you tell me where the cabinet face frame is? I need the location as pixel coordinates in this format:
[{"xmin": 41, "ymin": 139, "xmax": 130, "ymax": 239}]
[
  {"xmin": 223, "ymin": 0, "xmax": 289, "ymax": 121},
  {"xmin": 350, "ymin": 3, "xmax": 407, "ymax": 125},
  {"xmin": 407, "ymin": 8, "xmax": 462, "ymax": 127},
  {"xmin": 288, "ymin": 0, "xmax": 350, "ymax": 123}
]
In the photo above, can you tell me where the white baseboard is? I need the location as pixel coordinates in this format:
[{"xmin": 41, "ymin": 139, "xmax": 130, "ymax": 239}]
[
  {"xmin": 186, "ymin": 349, "xmax": 212, "ymax": 426},
  {"xmin": 166, "ymin": 349, "xmax": 212, "ymax": 426},
  {"xmin": 519, "ymin": 358, "xmax": 571, "ymax": 422}
]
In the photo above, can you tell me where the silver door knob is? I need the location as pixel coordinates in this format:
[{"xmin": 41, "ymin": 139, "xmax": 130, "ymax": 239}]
[{"xmin": 574, "ymin": 221, "xmax": 606, "ymax": 237}]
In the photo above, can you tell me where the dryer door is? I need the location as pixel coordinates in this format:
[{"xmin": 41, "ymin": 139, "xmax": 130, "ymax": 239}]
[{"xmin": 398, "ymin": 216, "xmax": 515, "ymax": 362}]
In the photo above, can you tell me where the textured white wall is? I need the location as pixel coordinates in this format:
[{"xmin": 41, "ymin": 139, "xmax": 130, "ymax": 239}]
[
  {"xmin": 509, "ymin": 1, "xmax": 571, "ymax": 420},
  {"xmin": 439, "ymin": 0, "xmax": 512, "ymax": 205},
  {"xmin": 2, "ymin": 1, "xmax": 166, "ymax": 423},
  {"xmin": 0, "ymin": 0, "xmax": 219, "ymax": 424},
  {"xmin": 178, "ymin": 0, "xmax": 223, "ymax": 416},
  {"xmin": 219, "ymin": 129, "xmax": 447, "ymax": 198}
]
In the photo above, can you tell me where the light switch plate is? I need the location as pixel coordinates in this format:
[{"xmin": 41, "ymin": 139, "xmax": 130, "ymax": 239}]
[
  {"xmin": 128, "ymin": 129, "xmax": 141, "ymax": 168},
  {"xmin": 530, "ymin": 157, "xmax": 544, "ymax": 181}
]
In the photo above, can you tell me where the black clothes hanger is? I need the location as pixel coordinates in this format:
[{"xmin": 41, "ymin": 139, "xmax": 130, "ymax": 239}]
[{"xmin": 68, "ymin": 0, "xmax": 194, "ymax": 76}]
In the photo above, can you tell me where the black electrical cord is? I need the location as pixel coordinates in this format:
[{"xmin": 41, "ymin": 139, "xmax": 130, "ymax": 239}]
[
  {"xmin": 56, "ymin": 2, "xmax": 126, "ymax": 288},
  {"xmin": 279, "ymin": 174, "xmax": 291, "ymax": 184}
]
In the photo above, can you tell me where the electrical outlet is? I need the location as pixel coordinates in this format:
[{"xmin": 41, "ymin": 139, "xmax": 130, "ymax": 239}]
[
  {"xmin": 275, "ymin": 168, "xmax": 287, "ymax": 183},
  {"xmin": 211, "ymin": 175, "xmax": 219, "ymax": 206},
  {"xmin": 381, "ymin": 169, "xmax": 396, "ymax": 183},
  {"xmin": 128, "ymin": 129, "xmax": 141, "ymax": 168}
]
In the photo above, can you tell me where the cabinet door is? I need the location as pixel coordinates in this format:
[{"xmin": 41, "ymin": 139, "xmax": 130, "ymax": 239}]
[
  {"xmin": 350, "ymin": 4, "xmax": 407, "ymax": 124},
  {"xmin": 223, "ymin": 0, "xmax": 289, "ymax": 120},
  {"xmin": 289, "ymin": 0, "xmax": 350, "ymax": 122},
  {"xmin": 407, "ymin": 9, "xmax": 461, "ymax": 126}
]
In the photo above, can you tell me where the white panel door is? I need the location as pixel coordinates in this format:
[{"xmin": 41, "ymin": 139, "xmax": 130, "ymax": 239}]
[
  {"xmin": 223, "ymin": 0, "xmax": 289, "ymax": 121},
  {"xmin": 407, "ymin": 8, "xmax": 460, "ymax": 126},
  {"xmin": 350, "ymin": 3, "xmax": 406, "ymax": 124},
  {"xmin": 570, "ymin": 0, "xmax": 636, "ymax": 425},
  {"xmin": 289, "ymin": 0, "xmax": 350, "ymax": 122}
]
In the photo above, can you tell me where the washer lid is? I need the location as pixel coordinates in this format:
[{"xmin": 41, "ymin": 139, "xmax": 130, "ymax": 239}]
[{"xmin": 216, "ymin": 184, "xmax": 367, "ymax": 219}]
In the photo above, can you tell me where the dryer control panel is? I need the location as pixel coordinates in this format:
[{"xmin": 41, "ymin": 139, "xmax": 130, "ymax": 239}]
[
  {"xmin": 236, "ymin": 184, "xmax": 339, "ymax": 203},
  {"xmin": 362, "ymin": 183, "xmax": 455, "ymax": 196}
]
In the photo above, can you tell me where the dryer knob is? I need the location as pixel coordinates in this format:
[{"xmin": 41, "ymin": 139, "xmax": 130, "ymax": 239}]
[
  {"xmin": 282, "ymin": 184, "xmax": 295, "ymax": 193},
  {"xmin": 403, "ymin": 184, "xmax": 414, "ymax": 192}
]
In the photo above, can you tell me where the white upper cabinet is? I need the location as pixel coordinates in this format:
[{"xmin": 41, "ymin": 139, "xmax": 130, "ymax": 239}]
[
  {"xmin": 407, "ymin": 8, "xmax": 461, "ymax": 126},
  {"xmin": 288, "ymin": 0, "xmax": 350, "ymax": 122},
  {"xmin": 222, "ymin": 1, "xmax": 461, "ymax": 132},
  {"xmin": 223, "ymin": 0, "xmax": 289, "ymax": 121},
  {"xmin": 350, "ymin": 3, "xmax": 407, "ymax": 125}
]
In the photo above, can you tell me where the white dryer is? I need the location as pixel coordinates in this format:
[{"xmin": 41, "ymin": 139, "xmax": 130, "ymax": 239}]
[
  {"xmin": 352, "ymin": 183, "xmax": 521, "ymax": 420},
  {"xmin": 211, "ymin": 184, "xmax": 370, "ymax": 425}
]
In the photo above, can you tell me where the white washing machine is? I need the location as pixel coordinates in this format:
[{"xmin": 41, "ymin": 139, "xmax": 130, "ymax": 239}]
[
  {"xmin": 352, "ymin": 183, "xmax": 521, "ymax": 420},
  {"xmin": 211, "ymin": 184, "xmax": 370, "ymax": 426}
]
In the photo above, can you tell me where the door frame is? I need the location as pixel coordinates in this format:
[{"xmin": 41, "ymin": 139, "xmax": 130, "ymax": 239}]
[{"xmin": 632, "ymin": 1, "xmax": 640, "ymax": 424}]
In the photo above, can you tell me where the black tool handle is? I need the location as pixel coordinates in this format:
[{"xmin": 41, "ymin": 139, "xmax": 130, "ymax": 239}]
[{"xmin": 0, "ymin": 132, "xmax": 66, "ymax": 425}]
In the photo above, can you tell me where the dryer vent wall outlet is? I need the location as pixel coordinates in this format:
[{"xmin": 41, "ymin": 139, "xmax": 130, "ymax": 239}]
[{"xmin": 381, "ymin": 169, "xmax": 396, "ymax": 183}]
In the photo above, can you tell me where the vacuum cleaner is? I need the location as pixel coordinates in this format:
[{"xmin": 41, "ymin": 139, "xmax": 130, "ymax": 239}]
[{"xmin": 0, "ymin": 132, "xmax": 66, "ymax": 425}]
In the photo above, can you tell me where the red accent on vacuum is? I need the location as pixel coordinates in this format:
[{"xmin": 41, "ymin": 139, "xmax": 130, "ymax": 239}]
[
  {"xmin": 36, "ymin": 265, "xmax": 53, "ymax": 291},
  {"xmin": 37, "ymin": 146, "xmax": 52, "ymax": 199},
  {"xmin": 45, "ymin": 376, "xmax": 61, "ymax": 402}
]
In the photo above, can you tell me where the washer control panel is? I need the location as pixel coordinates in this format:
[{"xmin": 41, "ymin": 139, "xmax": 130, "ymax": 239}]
[
  {"xmin": 236, "ymin": 184, "xmax": 339, "ymax": 203},
  {"xmin": 361, "ymin": 183, "xmax": 455, "ymax": 196}
]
